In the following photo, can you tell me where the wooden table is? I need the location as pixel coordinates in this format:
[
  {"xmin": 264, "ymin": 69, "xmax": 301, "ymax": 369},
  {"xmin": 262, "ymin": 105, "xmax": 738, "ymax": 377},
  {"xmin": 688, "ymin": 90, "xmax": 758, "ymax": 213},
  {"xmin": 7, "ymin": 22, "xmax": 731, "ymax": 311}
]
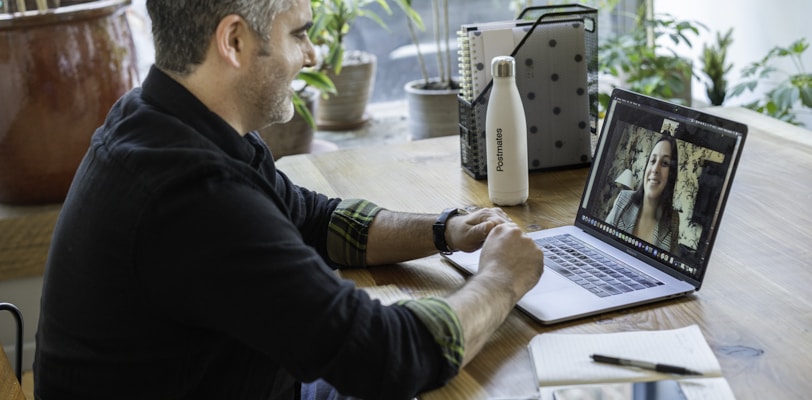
[
  {"xmin": 0, "ymin": 345, "xmax": 25, "ymax": 400},
  {"xmin": 277, "ymin": 107, "xmax": 812, "ymax": 399}
]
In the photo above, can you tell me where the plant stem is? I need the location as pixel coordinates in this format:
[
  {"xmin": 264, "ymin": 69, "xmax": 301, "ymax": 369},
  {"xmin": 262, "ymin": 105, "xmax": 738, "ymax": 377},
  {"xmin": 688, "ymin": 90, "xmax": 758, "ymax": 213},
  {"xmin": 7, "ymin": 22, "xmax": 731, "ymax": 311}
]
[
  {"xmin": 432, "ymin": 0, "xmax": 445, "ymax": 84},
  {"xmin": 406, "ymin": 13, "xmax": 429, "ymax": 86},
  {"xmin": 644, "ymin": 0, "xmax": 654, "ymax": 48},
  {"xmin": 442, "ymin": 0, "xmax": 452, "ymax": 86}
]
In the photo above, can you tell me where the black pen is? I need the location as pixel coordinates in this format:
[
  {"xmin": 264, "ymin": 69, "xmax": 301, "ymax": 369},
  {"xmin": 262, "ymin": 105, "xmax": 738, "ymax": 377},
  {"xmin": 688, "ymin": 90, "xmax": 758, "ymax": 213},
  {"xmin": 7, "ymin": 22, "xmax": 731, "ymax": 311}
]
[{"xmin": 590, "ymin": 354, "xmax": 703, "ymax": 376}]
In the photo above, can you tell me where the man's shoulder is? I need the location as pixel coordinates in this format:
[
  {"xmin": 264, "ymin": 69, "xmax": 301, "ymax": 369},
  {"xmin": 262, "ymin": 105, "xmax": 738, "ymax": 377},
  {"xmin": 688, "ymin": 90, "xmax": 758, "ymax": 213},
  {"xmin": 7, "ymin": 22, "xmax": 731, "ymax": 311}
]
[{"xmin": 101, "ymin": 88, "xmax": 211, "ymax": 148}]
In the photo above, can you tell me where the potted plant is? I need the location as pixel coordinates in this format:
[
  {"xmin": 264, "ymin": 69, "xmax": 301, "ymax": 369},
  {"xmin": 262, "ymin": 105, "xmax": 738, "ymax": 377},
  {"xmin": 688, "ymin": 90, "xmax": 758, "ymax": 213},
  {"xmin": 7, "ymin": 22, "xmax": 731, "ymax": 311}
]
[
  {"xmin": 729, "ymin": 37, "xmax": 812, "ymax": 127},
  {"xmin": 700, "ymin": 28, "xmax": 734, "ymax": 106},
  {"xmin": 598, "ymin": 4, "xmax": 705, "ymax": 109},
  {"xmin": 310, "ymin": 0, "xmax": 416, "ymax": 130},
  {"xmin": 402, "ymin": 0, "xmax": 461, "ymax": 140}
]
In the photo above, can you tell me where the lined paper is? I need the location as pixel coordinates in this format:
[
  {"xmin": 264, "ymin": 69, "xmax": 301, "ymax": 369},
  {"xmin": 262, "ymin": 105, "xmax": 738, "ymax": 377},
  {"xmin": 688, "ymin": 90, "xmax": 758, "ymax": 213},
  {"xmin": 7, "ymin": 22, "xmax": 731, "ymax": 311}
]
[{"xmin": 529, "ymin": 325, "xmax": 722, "ymax": 386}]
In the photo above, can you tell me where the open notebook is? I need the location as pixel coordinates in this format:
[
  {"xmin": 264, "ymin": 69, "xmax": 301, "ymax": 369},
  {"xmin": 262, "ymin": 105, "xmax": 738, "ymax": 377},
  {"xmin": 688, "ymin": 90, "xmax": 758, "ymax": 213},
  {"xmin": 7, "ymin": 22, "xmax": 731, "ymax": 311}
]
[
  {"xmin": 530, "ymin": 325, "xmax": 736, "ymax": 399},
  {"xmin": 445, "ymin": 89, "xmax": 748, "ymax": 324}
]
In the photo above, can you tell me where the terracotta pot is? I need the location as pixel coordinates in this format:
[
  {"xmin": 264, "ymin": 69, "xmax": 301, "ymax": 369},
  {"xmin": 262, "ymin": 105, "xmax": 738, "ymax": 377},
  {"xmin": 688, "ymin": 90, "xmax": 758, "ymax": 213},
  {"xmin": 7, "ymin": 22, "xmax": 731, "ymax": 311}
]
[{"xmin": 0, "ymin": 0, "xmax": 138, "ymax": 204}]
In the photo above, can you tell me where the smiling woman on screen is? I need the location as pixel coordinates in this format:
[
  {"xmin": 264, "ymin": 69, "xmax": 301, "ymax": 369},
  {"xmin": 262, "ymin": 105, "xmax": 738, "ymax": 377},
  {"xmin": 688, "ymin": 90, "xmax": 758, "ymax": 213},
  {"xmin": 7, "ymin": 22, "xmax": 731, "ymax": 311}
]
[{"xmin": 606, "ymin": 134, "xmax": 680, "ymax": 252}]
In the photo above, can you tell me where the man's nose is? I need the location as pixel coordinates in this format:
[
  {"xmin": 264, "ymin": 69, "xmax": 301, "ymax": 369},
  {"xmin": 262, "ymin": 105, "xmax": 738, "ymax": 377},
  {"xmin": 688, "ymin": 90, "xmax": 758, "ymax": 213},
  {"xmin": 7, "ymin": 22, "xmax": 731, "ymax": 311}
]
[{"xmin": 303, "ymin": 40, "xmax": 317, "ymax": 68}]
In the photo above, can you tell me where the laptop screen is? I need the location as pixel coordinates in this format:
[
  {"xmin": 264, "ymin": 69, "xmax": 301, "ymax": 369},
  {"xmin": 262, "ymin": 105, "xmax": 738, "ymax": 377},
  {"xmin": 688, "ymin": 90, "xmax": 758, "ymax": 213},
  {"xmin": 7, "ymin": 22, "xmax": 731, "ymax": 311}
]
[{"xmin": 575, "ymin": 89, "xmax": 746, "ymax": 288}]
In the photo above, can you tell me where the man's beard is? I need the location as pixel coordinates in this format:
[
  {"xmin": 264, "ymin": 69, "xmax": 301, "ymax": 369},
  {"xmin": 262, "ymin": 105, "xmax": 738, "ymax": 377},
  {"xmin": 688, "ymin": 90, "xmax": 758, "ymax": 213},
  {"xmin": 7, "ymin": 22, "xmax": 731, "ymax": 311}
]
[{"xmin": 241, "ymin": 64, "xmax": 295, "ymax": 130}]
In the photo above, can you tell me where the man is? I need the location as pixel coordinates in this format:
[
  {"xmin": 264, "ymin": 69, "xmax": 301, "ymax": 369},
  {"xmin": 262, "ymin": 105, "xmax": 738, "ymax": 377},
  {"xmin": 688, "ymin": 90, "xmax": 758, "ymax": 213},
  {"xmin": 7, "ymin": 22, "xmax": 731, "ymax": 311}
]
[{"xmin": 33, "ymin": 1, "xmax": 544, "ymax": 399}]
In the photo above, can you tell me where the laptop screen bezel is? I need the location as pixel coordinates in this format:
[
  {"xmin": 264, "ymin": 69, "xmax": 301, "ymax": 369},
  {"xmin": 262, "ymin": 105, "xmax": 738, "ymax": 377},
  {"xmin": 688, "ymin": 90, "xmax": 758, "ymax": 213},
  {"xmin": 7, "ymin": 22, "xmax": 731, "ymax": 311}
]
[{"xmin": 574, "ymin": 89, "xmax": 747, "ymax": 289}]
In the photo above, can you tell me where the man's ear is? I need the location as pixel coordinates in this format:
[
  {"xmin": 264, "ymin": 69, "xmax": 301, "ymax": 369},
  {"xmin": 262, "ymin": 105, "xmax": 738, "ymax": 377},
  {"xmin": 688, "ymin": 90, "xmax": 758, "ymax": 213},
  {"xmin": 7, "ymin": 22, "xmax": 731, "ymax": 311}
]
[{"xmin": 214, "ymin": 14, "xmax": 250, "ymax": 69}]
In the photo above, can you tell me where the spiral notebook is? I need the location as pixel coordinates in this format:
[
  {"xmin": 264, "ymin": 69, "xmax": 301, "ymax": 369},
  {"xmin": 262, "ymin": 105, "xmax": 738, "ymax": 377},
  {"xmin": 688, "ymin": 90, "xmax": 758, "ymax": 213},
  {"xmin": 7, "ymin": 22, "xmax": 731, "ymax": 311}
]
[{"xmin": 457, "ymin": 20, "xmax": 533, "ymax": 102}]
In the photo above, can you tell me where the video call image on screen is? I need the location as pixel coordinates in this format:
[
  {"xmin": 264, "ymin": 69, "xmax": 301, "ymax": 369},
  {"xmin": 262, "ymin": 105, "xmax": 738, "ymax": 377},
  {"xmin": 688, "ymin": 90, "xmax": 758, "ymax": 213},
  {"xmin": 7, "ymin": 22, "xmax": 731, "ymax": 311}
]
[{"xmin": 580, "ymin": 104, "xmax": 739, "ymax": 281}]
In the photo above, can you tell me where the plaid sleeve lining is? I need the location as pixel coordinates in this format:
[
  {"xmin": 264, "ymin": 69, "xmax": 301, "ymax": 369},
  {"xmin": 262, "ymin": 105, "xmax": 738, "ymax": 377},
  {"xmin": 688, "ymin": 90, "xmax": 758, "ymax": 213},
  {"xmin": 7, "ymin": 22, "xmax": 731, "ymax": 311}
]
[
  {"xmin": 398, "ymin": 297, "xmax": 464, "ymax": 372},
  {"xmin": 326, "ymin": 199, "xmax": 383, "ymax": 267}
]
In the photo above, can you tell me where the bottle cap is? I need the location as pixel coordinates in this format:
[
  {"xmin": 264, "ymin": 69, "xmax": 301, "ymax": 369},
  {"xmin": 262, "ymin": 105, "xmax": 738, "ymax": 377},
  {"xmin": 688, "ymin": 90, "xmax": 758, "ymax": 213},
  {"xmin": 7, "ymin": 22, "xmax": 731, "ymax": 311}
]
[{"xmin": 491, "ymin": 56, "xmax": 515, "ymax": 78}]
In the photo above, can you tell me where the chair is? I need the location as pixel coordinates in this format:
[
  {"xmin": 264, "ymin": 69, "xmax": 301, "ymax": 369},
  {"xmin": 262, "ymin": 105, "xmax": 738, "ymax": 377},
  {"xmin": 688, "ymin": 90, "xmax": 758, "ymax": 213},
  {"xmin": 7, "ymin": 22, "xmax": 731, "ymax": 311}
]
[{"xmin": 1, "ymin": 302, "xmax": 25, "ymax": 400}]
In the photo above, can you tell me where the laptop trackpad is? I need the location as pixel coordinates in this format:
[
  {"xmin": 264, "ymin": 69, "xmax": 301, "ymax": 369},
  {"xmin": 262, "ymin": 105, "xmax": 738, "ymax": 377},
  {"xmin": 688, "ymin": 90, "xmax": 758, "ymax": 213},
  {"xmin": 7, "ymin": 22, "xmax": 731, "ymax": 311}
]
[
  {"xmin": 518, "ymin": 270, "xmax": 606, "ymax": 321},
  {"xmin": 536, "ymin": 269, "xmax": 574, "ymax": 292}
]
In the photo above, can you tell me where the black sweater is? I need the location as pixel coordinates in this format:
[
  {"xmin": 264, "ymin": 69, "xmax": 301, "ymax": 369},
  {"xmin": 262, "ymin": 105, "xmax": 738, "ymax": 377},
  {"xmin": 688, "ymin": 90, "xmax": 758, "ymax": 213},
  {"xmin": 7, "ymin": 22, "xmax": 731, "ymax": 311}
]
[{"xmin": 34, "ymin": 67, "xmax": 450, "ymax": 400}]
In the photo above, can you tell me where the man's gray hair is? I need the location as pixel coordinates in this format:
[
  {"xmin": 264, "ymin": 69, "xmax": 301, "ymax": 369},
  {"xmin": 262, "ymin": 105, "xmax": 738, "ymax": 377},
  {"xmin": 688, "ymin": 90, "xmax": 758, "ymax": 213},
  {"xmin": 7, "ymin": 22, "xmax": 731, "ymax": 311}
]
[{"xmin": 147, "ymin": 0, "xmax": 297, "ymax": 75}]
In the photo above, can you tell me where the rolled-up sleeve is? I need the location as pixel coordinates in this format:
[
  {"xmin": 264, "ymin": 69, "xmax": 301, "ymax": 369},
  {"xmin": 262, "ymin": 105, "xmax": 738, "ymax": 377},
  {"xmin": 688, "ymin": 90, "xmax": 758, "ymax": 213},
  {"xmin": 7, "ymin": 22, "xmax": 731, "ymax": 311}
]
[
  {"xmin": 398, "ymin": 297, "xmax": 464, "ymax": 375},
  {"xmin": 326, "ymin": 198, "xmax": 382, "ymax": 267}
]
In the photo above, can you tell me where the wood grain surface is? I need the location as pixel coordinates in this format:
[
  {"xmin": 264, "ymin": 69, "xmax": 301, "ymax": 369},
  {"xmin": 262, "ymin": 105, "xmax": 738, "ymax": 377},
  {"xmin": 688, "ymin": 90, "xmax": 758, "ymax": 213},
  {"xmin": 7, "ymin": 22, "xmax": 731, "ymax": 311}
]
[
  {"xmin": 278, "ymin": 107, "xmax": 812, "ymax": 399},
  {"xmin": 0, "ymin": 346, "xmax": 25, "ymax": 400}
]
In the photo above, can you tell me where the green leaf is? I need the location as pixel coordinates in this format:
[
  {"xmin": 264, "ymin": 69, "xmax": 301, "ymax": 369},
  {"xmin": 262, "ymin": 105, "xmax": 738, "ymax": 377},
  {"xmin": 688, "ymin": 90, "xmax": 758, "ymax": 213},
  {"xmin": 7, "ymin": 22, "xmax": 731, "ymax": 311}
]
[
  {"xmin": 292, "ymin": 92, "xmax": 316, "ymax": 128},
  {"xmin": 393, "ymin": 0, "xmax": 424, "ymax": 31},
  {"xmin": 361, "ymin": 10, "xmax": 389, "ymax": 31},
  {"xmin": 373, "ymin": 0, "xmax": 393, "ymax": 14},
  {"xmin": 297, "ymin": 70, "xmax": 336, "ymax": 95},
  {"xmin": 800, "ymin": 85, "xmax": 812, "ymax": 108},
  {"xmin": 309, "ymin": 13, "xmax": 329, "ymax": 40},
  {"xmin": 324, "ymin": 45, "xmax": 344, "ymax": 75},
  {"xmin": 789, "ymin": 38, "xmax": 809, "ymax": 54},
  {"xmin": 772, "ymin": 85, "xmax": 799, "ymax": 111},
  {"xmin": 764, "ymin": 101, "xmax": 778, "ymax": 116},
  {"xmin": 598, "ymin": 92, "xmax": 612, "ymax": 114}
]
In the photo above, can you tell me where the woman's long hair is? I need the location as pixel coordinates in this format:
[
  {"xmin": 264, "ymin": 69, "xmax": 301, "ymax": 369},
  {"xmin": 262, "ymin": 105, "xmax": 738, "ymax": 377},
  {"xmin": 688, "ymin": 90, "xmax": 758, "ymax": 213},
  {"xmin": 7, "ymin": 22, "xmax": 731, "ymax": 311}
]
[{"xmin": 630, "ymin": 134, "xmax": 679, "ymax": 220}]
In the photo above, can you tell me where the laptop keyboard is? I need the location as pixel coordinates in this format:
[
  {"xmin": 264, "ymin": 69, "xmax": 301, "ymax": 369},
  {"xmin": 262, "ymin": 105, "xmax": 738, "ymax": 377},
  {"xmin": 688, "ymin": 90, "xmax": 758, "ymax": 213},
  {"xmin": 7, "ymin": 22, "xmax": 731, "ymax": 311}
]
[{"xmin": 535, "ymin": 234, "xmax": 663, "ymax": 298}]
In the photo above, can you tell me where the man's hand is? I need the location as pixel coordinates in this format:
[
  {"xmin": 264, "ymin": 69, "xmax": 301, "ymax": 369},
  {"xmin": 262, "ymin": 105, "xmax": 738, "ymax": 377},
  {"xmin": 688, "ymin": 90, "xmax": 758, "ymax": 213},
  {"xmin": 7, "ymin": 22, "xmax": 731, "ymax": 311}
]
[
  {"xmin": 477, "ymin": 222, "xmax": 545, "ymax": 299},
  {"xmin": 444, "ymin": 208, "xmax": 512, "ymax": 253},
  {"xmin": 443, "ymin": 221, "xmax": 544, "ymax": 367}
]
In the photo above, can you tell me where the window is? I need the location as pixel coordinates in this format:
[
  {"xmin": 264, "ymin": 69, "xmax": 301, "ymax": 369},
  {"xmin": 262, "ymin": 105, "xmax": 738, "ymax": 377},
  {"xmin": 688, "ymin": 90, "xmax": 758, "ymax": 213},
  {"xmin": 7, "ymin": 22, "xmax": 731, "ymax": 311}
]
[
  {"xmin": 344, "ymin": 0, "xmax": 641, "ymax": 104},
  {"xmin": 342, "ymin": 0, "xmax": 515, "ymax": 103}
]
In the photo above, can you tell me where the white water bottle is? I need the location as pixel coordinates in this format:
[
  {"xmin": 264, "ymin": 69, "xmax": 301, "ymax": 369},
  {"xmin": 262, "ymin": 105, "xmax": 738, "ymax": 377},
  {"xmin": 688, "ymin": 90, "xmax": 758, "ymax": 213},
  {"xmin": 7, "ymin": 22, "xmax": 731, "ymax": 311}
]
[{"xmin": 486, "ymin": 56, "xmax": 528, "ymax": 206}]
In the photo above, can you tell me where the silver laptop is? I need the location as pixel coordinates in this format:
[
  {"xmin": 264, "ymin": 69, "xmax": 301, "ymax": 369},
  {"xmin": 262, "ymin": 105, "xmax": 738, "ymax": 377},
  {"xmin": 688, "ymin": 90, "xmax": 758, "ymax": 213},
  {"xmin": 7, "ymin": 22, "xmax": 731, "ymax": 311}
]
[{"xmin": 445, "ymin": 89, "xmax": 747, "ymax": 324}]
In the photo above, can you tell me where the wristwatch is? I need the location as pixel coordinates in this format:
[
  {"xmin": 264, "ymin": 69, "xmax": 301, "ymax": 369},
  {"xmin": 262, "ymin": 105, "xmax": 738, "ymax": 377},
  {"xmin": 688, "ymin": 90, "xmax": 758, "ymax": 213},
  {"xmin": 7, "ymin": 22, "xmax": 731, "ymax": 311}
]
[{"xmin": 433, "ymin": 208, "xmax": 467, "ymax": 254}]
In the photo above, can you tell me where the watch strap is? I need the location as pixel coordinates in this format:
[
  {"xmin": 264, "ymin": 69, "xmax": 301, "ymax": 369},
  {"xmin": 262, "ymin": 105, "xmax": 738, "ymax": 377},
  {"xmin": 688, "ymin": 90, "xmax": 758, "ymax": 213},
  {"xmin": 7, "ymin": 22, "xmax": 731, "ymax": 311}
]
[{"xmin": 433, "ymin": 208, "xmax": 465, "ymax": 254}]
